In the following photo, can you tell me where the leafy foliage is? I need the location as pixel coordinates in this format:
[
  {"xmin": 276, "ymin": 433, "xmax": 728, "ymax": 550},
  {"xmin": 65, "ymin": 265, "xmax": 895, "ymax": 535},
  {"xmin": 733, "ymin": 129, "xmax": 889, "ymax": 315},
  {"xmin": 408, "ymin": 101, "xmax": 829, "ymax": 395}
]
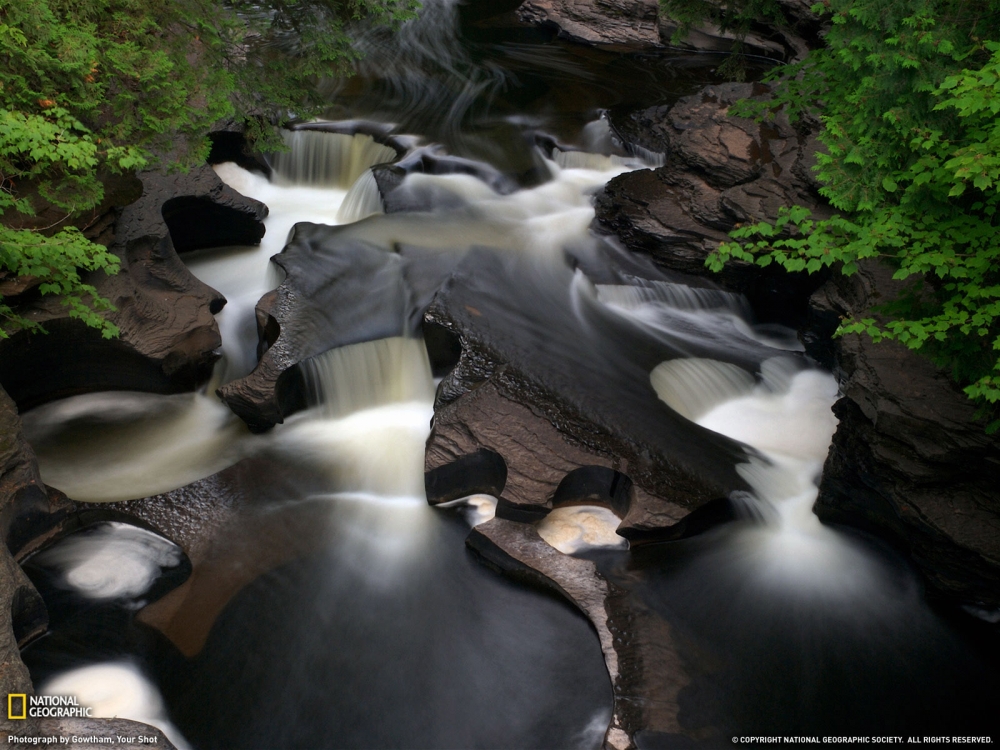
[
  {"xmin": 0, "ymin": 0, "xmax": 416, "ymax": 337},
  {"xmin": 701, "ymin": 0, "xmax": 1000, "ymax": 427}
]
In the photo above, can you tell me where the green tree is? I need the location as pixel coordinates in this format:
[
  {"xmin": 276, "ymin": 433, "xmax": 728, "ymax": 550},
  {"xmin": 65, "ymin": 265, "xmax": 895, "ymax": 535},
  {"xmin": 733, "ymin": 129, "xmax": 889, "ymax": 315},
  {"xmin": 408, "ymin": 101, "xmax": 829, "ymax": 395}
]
[
  {"xmin": 0, "ymin": 0, "xmax": 415, "ymax": 338},
  {"xmin": 697, "ymin": 0, "xmax": 1000, "ymax": 427}
]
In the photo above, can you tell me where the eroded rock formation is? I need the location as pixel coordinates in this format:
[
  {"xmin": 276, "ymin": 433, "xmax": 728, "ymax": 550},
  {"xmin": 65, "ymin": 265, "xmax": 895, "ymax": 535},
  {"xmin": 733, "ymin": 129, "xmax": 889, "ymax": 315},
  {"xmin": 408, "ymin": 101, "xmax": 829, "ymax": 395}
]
[
  {"xmin": 423, "ymin": 246, "xmax": 755, "ymax": 541},
  {"xmin": 469, "ymin": 517, "xmax": 690, "ymax": 749},
  {"xmin": 810, "ymin": 264, "xmax": 1000, "ymax": 611},
  {"xmin": 0, "ymin": 165, "xmax": 266, "ymax": 410}
]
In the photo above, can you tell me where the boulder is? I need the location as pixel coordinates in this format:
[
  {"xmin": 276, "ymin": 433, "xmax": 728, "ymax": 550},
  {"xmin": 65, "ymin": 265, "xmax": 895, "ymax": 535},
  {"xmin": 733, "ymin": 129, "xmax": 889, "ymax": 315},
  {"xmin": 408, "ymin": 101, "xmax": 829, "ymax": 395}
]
[
  {"xmin": 596, "ymin": 82, "xmax": 830, "ymax": 324},
  {"xmin": 0, "ymin": 165, "xmax": 267, "ymax": 410},
  {"xmin": 810, "ymin": 264, "xmax": 1000, "ymax": 610},
  {"xmin": 423, "ymin": 246, "xmax": 758, "ymax": 541}
]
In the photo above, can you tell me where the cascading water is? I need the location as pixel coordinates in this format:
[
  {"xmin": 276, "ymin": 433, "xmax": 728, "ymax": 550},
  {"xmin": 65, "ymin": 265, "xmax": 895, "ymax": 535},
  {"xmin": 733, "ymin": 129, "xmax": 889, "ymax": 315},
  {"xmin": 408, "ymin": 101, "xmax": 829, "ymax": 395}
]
[{"xmin": 17, "ymin": 0, "xmax": 1000, "ymax": 745}]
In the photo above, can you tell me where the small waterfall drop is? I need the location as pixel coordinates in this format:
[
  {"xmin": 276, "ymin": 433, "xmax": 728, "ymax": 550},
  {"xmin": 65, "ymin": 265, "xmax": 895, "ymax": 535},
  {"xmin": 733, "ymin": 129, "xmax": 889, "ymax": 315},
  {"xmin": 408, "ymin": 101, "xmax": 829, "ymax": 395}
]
[
  {"xmin": 273, "ymin": 338, "xmax": 436, "ymax": 501},
  {"xmin": 597, "ymin": 279, "xmax": 751, "ymax": 316},
  {"xmin": 650, "ymin": 358, "xmax": 756, "ymax": 422},
  {"xmin": 300, "ymin": 337, "xmax": 435, "ymax": 419},
  {"xmin": 650, "ymin": 355, "xmax": 867, "ymax": 593},
  {"xmin": 551, "ymin": 147, "xmax": 637, "ymax": 171},
  {"xmin": 267, "ymin": 130, "xmax": 398, "ymax": 188},
  {"xmin": 336, "ymin": 168, "xmax": 385, "ymax": 223}
]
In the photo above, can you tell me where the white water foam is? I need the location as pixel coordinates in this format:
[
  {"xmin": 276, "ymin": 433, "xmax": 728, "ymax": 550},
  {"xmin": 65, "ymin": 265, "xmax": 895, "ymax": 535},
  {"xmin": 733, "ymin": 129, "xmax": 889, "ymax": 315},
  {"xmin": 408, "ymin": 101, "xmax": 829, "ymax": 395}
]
[
  {"xmin": 203, "ymin": 130, "xmax": 399, "ymax": 384},
  {"xmin": 271, "ymin": 337, "xmax": 436, "ymax": 500},
  {"xmin": 320, "ymin": 155, "xmax": 637, "ymax": 263},
  {"xmin": 33, "ymin": 523, "xmax": 182, "ymax": 601},
  {"xmin": 40, "ymin": 662, "xmax": 191, "ymax": 750},
  {"xmin": 536, "ymin": 506, "xmax": 628, "ymax": 555},
  {"xmin": 649, "ymin": 355, "xmax": 879, "ymax": 595}
]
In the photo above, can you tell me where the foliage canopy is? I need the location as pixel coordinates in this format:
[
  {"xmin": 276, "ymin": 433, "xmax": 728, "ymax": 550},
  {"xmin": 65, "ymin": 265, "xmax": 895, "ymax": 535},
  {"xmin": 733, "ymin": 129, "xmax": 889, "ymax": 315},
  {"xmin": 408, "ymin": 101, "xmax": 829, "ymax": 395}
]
[
  {"xmin": 677, "ymin": 0, "xmax": 1000, "ymax": 427},
  {"xmin": 0, "ymin": 0, "xmax": 415, "ymax": 338}
]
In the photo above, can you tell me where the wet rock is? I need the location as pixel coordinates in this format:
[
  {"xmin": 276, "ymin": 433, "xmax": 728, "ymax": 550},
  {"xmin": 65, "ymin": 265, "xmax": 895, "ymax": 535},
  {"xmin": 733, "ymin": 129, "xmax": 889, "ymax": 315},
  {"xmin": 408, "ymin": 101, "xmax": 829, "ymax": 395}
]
[
  {"xmin": 0, "ymin": 388, "xmax": 69, "ymax": 731},
  {"xmin": 373, "ymin": 146, "xmax": 521, "ymax": 214},
  {"xmin": 217, "ymin": 231, "xmax": 423, "ymax": 431},
  {"xmin": 11, "ymin": 718, "xmax": 178, "ymax": 749},
  {"xmin": 516, "ymin": 0, "xmax": 662, "ymax": 48},
  {"xmin": 809, "ymin": 264, "xmax": 1000, "ymax": 609},
  {"xmin": 513, "ymin": 0, "xmax": 793, "ymax": 58},
  {"xmin": 0, "ymin": 165, "xmax": 266, "ymax": 410},
  {"xmin": 596, "ymin": 82, "xmax": 830, "ymax": 325},
  {"xmin": 468, "ymin": 517, "xmax": 690, "ymax": 749},
  {"xmin": 88, "ymin": 456, "xmax": 335, "ymax": 657},
  {"xmin": 424, "ymin": 246, "xmax": 754, "ymax": 541}
]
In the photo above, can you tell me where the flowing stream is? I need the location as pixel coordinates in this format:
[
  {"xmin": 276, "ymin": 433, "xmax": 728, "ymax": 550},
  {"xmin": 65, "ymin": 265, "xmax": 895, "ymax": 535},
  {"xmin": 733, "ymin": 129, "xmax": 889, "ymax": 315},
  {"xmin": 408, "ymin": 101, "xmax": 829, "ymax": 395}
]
[{"xmin": 16, "ymin": 0, "xmax": 999, "ymax": 746}]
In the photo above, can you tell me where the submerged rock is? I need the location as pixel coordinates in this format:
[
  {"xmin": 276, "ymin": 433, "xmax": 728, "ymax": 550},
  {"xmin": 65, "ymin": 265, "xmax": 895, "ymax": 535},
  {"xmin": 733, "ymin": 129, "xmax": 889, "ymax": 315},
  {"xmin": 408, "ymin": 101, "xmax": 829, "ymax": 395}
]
[
  {"xmin": 0, "ymin": 166, "xmax": 266, "ymax": 410},
  {"xmin": 809, "ymin": 264, "xmax": 1000, "ymax": 610},
  {"xmin": 423, "ymin": 246, "xmax": 756, "ymax": 541}
]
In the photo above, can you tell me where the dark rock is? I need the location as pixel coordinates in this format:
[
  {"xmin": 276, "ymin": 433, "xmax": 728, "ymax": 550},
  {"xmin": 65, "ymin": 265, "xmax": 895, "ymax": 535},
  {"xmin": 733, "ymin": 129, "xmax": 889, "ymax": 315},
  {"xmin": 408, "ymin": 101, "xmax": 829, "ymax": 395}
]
[
  {"xmin": 96, "ymin": 456, "xmax": 334, "ymax": 657},
  {"xmin": 810, "ymin": 264, "xmax": 1000, "ymax": 609},
  {"xmin": 468, "ymin": 517, "xmax": 691, "ymax": 749},
  {"xmin": 207, "ymin": 130, "xmax": 272, "ymax": 178},
  {"xmin": 516, "ymin": 0, "xmax": 662, "ymax": 48},
  {"xmin": 0, "ymin": 391, "xmax": 46, "ymax": 715},
  {"xmin": 513, "ymin": 0, "xmax": 793, "ymax": 58},
  {"xmin": 373, "ymin": 146, "xmax": 521, "ymax": 214},
  {"xmin": 131, "ymin": 164, "xmax": 268, "ymax": 254},
  {"xmin": 217, "ymin": 230, "xmax": 443, "ymax": 431},
  {"xmin": 423, "ymin": 246, "xmax": 758, "ymax": 541},
  {"xmin": 0, "ymin": 165, "xmax": 267, "ymax": 411},
  {"xmin": 597, "ymin": 83, "xmax": 830, "ymax": 325}
]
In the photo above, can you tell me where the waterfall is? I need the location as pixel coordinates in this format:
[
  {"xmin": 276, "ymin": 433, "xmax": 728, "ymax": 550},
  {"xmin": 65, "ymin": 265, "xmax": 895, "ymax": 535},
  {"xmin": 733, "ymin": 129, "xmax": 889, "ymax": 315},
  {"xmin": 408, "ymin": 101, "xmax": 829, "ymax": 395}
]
[
  {"xmin": 650, "ymin": 357, "xmax": 756, "ymax": 422},
  {"xmin": 597, "ymin": 279, "xmax": 751, "ymax": 315},
  {"xmin": 337, "ymin": 168, "xmax": 385, "ymax": 223},
  {"xmin": 551, "ymin": 147, "xmax": 638, "ymax": 171},
  {"xmin": 299, "ymin": 337, "xmax": 435, "ymax": 419},
  {"xmin": 272, "ymin": 338, "xmax": 436, "ymax": 500},
  {"xmin": 267, "ymin": 130, "xmax": 398, "ymax": 188}
]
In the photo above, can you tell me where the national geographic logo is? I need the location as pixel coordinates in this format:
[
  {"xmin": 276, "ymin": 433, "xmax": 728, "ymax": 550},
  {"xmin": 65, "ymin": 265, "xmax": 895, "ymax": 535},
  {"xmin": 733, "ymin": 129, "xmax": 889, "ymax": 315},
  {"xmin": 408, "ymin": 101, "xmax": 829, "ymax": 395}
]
[{"xmin": 7, "ymin": 694, "xmax": 93, "ymax": 719}]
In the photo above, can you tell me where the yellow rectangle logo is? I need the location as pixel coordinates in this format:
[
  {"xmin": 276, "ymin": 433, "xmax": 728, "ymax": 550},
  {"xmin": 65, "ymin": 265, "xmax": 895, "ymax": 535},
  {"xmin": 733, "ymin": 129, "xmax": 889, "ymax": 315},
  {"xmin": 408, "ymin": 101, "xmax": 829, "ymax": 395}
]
[{"xmin": 8, "ymin": 693, "xmax": 27, "ymax": 720}]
